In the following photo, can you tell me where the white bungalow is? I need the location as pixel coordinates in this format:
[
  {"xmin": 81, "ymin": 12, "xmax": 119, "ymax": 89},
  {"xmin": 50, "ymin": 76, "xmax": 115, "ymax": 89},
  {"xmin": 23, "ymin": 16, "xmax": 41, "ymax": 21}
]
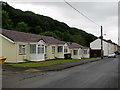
[{"xmin": 67, "ymin": 42, "xmax": 89, "ymax": 59}]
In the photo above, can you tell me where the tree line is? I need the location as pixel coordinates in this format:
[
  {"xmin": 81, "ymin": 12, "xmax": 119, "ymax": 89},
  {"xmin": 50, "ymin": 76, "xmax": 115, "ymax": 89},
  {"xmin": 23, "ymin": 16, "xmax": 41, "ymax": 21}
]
[{"xmin": 1, "ymin": 2, "xmax": 97, "ymax": 47}]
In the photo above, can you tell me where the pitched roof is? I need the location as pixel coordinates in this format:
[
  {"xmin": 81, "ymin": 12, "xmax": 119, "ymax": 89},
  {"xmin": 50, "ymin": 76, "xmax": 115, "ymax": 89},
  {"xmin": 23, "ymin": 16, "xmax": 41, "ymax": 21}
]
[
  {"xmin": 98, "ymin": 37, "xmax": 118, "ymax": 45},
  {"xmin": 0, "ymin": 28, "xmax": 65, "ymax": 45},
  {"xmin": 67, "ymin": 42, "xmax": 89, "ymax": 49}
]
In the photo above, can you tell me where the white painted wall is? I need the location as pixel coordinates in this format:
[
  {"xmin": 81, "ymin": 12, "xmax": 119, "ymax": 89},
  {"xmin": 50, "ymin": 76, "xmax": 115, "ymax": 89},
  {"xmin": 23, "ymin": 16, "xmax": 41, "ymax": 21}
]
[
  {"xmin": 73, "ymin": 49, "xmax": 81, "ymax": 59},
  {"xmin": 90, "ymin": 39, "xmax": 101, "ymax": 49},
  {"xmin": 57, "ymin": 43, "xmax": 70, "ymax": 59},
  {"xmin": 71, "ymin": 48, "xmax": 82, "ymax": 59},
  {"xmin": 103, "ymin": 41, "xmax": 109, "ymax": 56},
  {"xmin": 29, "ymin": 40, "xmax": 45, "ymax": 61},
  {"xmin": 90, "ymin": 38, "xmax": 118, "ymax": 56},
  {"xmin": 90, "ymin": 38, "xmax": 108, "ymax": 56}
]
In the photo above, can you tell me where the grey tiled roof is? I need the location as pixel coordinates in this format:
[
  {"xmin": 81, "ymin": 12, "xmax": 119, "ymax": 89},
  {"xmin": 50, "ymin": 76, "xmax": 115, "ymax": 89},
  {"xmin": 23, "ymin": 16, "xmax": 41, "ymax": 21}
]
[
  {"xmin": 0, "ymin": 28, "xmax": 65, "ymax": 45},
  {"xmin": 67, "ymin": 42, "xmax": 89, "ymax": 49}
]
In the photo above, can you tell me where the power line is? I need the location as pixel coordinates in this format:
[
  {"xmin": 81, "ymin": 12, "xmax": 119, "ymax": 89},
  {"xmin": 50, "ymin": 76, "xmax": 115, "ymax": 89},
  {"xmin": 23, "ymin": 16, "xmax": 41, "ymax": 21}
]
[{"xmin": 64, "ymin": 0, "xmax": 100, "ymax": 26}]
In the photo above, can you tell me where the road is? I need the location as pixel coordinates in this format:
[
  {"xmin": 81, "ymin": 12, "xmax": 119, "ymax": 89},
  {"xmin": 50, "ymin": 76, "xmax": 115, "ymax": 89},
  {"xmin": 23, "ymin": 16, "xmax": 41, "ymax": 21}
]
[{"xmin": 3, "ymin": 56, "xmax": 119, "ymax": 88}]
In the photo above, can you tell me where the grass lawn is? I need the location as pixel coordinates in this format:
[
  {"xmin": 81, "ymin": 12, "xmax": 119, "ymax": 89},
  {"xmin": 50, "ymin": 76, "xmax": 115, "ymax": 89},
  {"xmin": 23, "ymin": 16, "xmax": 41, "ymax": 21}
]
[
  {"xmin": 5, "ymin": 58, "xmax": 99, "ymax": 68},
  {"xmin": 5, "ymin": 62, "xmax": 61, "ymax": 68},
  {"xmin": 50, "ymin": 58, "xmax": 99, "ymax": 63}
]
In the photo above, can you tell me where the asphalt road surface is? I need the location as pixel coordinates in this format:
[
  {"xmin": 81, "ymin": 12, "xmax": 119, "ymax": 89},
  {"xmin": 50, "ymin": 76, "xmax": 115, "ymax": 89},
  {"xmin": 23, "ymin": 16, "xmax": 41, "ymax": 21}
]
[{"xmin": 3, "ymin": 56, "xmax": 119, "ymax": 88}]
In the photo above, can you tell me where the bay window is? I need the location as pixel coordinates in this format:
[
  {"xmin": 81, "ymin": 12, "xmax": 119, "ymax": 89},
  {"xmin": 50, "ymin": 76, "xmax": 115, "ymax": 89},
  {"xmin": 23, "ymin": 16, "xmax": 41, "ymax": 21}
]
[
  {"xmin": 38, "ymin": 45, "xmax": 44, "ymax": 54},
  {"xmin": 64, "ymin": 46, "xmax": 68, "ymax": 53},
  {"xmin": 30, "ymin": 44, "xmax": 44, "ymax": 54},
  {"xmin": 58, "ymin": 46, "xmax": 63, "ymax": 53},
  {"xmin": 30, "ymin": 44, "xmax": 36, "ymax": 54},
  {"xmin": 73, "ymin": 50, "xmax": 78, "ymax": 55}
]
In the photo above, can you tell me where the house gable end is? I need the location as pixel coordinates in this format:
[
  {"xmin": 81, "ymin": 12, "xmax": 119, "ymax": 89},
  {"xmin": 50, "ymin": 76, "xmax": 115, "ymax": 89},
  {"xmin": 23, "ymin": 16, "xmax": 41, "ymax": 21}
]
[
  {"xmin": 38, "ymin": 39, "xmax": 46, "ymax": 45},
  {"xmin": 0, "ymin": 34, "xmax": 14, "ymax": 43}
]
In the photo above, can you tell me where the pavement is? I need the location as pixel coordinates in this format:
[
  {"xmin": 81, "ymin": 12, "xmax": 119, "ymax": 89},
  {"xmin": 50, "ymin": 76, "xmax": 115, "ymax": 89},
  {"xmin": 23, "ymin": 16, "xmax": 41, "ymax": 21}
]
[
  {"xmin": 2, "ymin": 56, "xmax": 119, "ymax": 88},
  {"xmin": 2, "ymin": 58, "xmax": 101, "ymax": 72}
]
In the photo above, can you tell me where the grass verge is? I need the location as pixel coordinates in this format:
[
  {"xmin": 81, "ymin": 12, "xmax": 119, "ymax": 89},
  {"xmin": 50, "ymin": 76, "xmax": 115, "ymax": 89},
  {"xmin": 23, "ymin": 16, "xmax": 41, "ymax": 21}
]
[
  {"xmin": 5, "ymin": 62, "xmax": 61, "ymax": 68},
  {"xmin": 5, "ymin": 58, "xmax": 100, "ymax": 68}
]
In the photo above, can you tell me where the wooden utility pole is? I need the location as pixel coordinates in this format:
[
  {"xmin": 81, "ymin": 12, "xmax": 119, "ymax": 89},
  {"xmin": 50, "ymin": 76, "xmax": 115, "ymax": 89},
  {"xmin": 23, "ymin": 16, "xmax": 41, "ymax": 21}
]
[{"xmin": 101, "ymin": 26, "xmax": 103, "ymax": 59}]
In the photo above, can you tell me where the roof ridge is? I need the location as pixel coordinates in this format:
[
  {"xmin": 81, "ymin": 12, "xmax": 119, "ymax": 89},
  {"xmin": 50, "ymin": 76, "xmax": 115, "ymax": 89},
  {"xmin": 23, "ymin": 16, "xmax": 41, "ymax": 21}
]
[
  {"xmin": 1, "ymin": 28, "xmax": 60, "ymax": 39},
  {"xmin": 1, "ymin": 28, "xmax": 66, "ymax": 44}
]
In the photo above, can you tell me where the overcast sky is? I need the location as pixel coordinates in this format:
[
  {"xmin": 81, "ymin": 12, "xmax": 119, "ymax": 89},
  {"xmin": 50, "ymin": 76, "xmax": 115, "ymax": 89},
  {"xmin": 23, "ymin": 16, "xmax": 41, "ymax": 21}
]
[{"xmin": 4, "ymin": 0, "xmax": 119, "ymax": 44}]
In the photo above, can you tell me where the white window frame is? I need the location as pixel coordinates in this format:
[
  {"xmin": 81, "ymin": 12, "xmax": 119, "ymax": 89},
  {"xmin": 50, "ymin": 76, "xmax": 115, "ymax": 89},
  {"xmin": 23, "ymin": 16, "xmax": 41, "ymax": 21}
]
[
  {"xmin": 52, "ymin": 46, "xmax": 56, "ymax": 54},
  {"xmin": 19, "ymin": 45, "xmax": 25, "ymax": 55},
  {"xmin": 73, "ymin": 50, "xmax": 78, "ymax": 55},
  {"xmin": 64, "ymin": 46, "xmax": 68, "ymax": 53},
  {"xmin": 84, "ymin": 50, "xmax": 88, "ymax": 54},
  {"xmin": 38, "ymin": 44, "xmax": 44, "ymax": 54},
  {"xmin": 58, "ymin": 46, "xmax": 63, "ymax": 53},
  {"xmin": 30, "ymin": 44, "xmax": 36, "ymax": 54}
]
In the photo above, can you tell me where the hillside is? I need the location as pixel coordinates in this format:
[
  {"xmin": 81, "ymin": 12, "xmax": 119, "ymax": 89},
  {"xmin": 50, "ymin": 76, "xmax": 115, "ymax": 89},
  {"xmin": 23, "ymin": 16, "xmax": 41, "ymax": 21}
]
[{"xmin": 1, "ymin": 2, "xmax": 97, "ymax": 46}]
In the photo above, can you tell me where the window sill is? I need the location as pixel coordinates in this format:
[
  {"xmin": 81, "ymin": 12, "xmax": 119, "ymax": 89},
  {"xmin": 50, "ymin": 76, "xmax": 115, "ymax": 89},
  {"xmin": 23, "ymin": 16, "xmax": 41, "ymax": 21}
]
[{"xmin": 19, "ymin": 54, "xmax": 26, "ymax": 55}]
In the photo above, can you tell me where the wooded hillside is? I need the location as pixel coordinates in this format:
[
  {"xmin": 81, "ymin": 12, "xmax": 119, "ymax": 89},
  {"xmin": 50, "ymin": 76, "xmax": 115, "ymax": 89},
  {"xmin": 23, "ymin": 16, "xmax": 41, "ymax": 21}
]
[{"xmin": 1, "ymin": 2, "xmax": 97, "ymax": 46}]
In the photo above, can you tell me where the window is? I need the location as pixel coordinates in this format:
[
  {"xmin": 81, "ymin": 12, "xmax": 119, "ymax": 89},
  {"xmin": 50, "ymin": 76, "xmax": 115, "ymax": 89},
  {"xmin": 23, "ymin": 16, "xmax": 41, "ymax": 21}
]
[
  {"xmin": 30, "ymin": 44, "xmax": 36, "ymax": 54},
  {"xmin": 73, "ymin": 50, "xmax": 78, "ymax": 55},
  {"xmin": 64, "ymin": 46, "xmax": 68, "ymax": 53},
  {"xmin": 38, "ymin": 45, "xmax": 44, "ymax": 54},
  {"xmin": 84, "ymin": 50, "xmax": 88, "ymax": 54},
  {"xmin": 19, "ymin": 45, "xmax": 25, "ymax": 54},
  {"xmin": 52, "ymin": 46, "xmax": 55, "ymax": 54},
  {"xmin": 58, "ymin": 46, "xmax": 63, "ymax": 53}
]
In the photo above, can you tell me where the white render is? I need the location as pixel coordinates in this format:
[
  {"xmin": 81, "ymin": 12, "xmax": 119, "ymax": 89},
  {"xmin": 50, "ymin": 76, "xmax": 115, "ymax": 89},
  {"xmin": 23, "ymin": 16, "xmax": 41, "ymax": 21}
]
[
  {"xmin": 72, "ymin": 48, "xmax": 81, "ymax": 59},
  {"xmin": 57, "ymin": 43, "xmax": 70, "ymax": 59},
  {"xmin": 83, "ymin": 49, "xmax": 90, "ymax": 58},
  {"xmin": 90, "ymin": 38, "xmax": 118, "ymax": 56},
  {"xmin": 29, "ymin": 40, "xmax": 45, "ymax": 61}
]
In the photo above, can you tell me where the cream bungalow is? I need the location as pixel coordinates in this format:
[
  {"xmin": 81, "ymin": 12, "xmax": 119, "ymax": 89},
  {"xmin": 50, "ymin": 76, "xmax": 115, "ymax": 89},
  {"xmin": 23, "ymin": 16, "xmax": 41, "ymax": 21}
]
[
  {"xmin": 0, "ymin": 29, "xmax": 70, "ymax": 63},
  {"xmin": 41, "ymin": 36, "xmax": 69, "ymax": 60},
  {"xmin": 0, "ymin": 29, "xmax": 47, "ymax": 63}
]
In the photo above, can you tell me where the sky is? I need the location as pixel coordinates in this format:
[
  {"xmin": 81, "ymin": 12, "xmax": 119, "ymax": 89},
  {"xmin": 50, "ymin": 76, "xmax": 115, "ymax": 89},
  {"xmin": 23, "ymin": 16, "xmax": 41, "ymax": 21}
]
[{"xmin": 3, "ymin": 0, "xmax": 119, "ymax": 45}]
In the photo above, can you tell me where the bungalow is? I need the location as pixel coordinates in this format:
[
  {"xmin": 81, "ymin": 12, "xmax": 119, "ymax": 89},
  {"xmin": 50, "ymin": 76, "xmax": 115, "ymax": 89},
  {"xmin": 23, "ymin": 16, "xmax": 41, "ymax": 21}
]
[
  {"xmin": 67, "ymin": 42, "xmax": 90, "ymax": 59},
  {"xmin": 1, "ymin": 28, "xmax": 90, "ymax": 63},
  {"xmin": 0, "ymin": 29, "xmax": 70, "ymax": 63},
  {"xmin": 42, "ymin": 36, "xmax": 69, "ymax": 60},
  {"xmin": 1, "ymin": 29, "xmax": 44, "ymax": 63},
  {"xmin": 90, "ymin": 37, "xmax": 119, "ymax": 57}
]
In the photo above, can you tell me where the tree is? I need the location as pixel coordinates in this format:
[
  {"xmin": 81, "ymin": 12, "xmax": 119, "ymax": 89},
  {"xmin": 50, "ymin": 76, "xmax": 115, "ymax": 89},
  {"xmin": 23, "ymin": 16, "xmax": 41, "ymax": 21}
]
[
  {"xmin": 2, "ymin": 10, "xmax": 13, "ymax": 29},
  {"xmin": 34, "ymin": 26, "xmax": 43, "ymax": 34},
  {"xmin": 62, "ymin": 32, "xmax": 73, "ymax": 42},
  {"xmin": 2, "ymin": 2, "xmax": 97, "ymax": 47},
  {"xmin": 15, "ymin": 21, "xmax": 29, "ymax": 32},
  {"xmin": 41, "ymin": 31, "xmax": 58, "ymax": 39}
]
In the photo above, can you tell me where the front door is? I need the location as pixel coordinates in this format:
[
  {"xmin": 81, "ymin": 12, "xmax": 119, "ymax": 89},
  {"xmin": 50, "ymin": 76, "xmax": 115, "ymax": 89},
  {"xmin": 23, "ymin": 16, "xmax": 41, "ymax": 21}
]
[
  {"xmin": 57, "ymin": 46, "xmax": 64, "ymax": 58},
  {"xmin": 37, "ymin": 44, "xmax": 45, "ymax": 61}
]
